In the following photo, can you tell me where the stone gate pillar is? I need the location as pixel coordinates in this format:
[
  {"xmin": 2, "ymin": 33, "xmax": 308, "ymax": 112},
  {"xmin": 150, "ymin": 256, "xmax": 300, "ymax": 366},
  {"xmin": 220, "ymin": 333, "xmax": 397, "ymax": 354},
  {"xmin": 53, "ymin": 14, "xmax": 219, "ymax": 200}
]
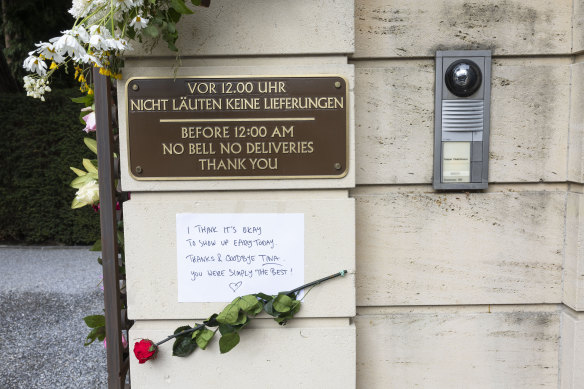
[{"xmin": 119, "ymin": 2, "xmax": 356, "ymax": 388}]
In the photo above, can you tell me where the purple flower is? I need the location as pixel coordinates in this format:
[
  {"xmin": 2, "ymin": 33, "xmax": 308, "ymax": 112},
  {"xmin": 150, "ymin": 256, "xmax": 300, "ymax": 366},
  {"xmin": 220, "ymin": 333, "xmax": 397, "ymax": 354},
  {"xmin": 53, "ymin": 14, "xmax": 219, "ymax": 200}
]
[{"xmin": 83, "ymin": 111, "xmax": 96, "ymax": 133}]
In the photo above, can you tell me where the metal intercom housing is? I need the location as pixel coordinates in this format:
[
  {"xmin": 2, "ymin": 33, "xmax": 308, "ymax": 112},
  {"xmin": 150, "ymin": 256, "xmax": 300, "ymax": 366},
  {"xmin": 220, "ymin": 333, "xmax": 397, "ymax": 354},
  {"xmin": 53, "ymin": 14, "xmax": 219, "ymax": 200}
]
[{"xmin": 433, "ymin": 50, "xmax": 491, "ymax": 190}]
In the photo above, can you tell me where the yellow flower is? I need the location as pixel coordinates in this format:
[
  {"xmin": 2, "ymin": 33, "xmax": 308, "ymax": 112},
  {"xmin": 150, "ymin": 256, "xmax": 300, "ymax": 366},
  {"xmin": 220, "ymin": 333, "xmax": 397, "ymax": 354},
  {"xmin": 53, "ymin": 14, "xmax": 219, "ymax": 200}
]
[{"xmin": 49, "ymin": 61, "xmax": 58, "ymax": 70}]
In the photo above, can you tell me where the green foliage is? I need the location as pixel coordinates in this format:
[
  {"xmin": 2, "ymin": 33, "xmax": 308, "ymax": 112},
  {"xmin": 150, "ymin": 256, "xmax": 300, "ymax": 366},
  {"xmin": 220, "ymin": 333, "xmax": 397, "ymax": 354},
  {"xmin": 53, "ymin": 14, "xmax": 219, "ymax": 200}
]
[
  {"xmin": 171, "ymin": 292, "xmax": 302, "ymax": 357},
  {"xmin": 135, "ymin": 272, "xmax": 346, "ymax": 363},
  {"xmin": 172, "ymin": 325, "xmax": 198, "ymax": 357},
  {"xmin": 83, "ymin": 314, "xmax": 106, "ymax": 345},
  {"xmin": 126, "ymin": 0, "xmax": 203, "ymax": 52},
  {"xmin": 218, "ymin": 332, "xmax": 239, "ymax": 354},
  {"xmin": 0, "ymin": 88, "xmax": 101, "ymax": 244},
  {"xmin": 193, "ymin": 327, "xmax": 215, "ymax": 350}
]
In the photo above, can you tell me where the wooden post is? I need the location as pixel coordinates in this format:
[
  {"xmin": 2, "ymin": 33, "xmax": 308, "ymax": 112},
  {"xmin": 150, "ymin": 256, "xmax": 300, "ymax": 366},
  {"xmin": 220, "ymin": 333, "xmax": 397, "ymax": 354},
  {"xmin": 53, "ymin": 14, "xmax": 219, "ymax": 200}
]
[{"xmin": 93, "ymin": 68, "xmax": 127, "ymax": 388}]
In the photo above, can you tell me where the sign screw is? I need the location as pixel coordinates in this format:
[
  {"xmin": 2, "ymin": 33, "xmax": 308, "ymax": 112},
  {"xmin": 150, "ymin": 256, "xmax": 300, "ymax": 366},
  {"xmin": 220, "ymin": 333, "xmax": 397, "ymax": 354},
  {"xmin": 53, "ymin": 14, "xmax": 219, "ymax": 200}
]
[
  {"xmin": 334, "ymin": 163, "xmax": 342, "ymax": 170},
  {"xmin": 334, "ymin": 81, "xmax": 341, "ymax": 89},
  {"xmin": 132, "ymin": 84, "xmax": 139, "ymax": 91},
  {"xmin": 135, "ymin": 166, "xmax": 143, "ymax": 174}
]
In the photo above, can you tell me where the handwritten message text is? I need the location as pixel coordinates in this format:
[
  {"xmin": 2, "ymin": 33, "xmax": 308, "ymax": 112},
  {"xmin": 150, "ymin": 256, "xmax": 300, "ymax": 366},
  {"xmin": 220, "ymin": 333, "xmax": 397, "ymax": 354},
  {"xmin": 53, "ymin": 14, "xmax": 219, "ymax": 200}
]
[{"xmin": 176, "ymin": 213, "xmax": 304, "ymax": 302}]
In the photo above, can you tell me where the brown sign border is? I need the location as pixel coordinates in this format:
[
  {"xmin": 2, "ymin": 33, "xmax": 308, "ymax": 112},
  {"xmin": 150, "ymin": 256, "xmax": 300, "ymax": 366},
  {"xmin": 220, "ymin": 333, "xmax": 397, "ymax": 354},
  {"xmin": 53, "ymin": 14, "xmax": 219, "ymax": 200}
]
[{"xmin": 124, "ymin": 75, "xmax": 349, "ymax": 181}]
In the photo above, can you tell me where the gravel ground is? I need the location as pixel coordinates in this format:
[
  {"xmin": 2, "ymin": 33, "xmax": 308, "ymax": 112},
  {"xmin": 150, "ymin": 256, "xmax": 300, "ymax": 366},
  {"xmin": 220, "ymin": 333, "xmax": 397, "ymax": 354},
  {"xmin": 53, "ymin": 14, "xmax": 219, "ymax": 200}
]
[{"xmin": 0, "ymin": 246, "xmax": 108, "ymax": 389}]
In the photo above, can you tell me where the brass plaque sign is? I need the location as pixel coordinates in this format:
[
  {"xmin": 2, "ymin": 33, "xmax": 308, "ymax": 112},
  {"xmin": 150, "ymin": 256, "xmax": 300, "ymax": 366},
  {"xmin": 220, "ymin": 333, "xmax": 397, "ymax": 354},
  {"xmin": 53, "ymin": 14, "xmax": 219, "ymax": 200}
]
[{"xmin": 126, "ymin": 76, "xmax": 348, "ymax": 180}]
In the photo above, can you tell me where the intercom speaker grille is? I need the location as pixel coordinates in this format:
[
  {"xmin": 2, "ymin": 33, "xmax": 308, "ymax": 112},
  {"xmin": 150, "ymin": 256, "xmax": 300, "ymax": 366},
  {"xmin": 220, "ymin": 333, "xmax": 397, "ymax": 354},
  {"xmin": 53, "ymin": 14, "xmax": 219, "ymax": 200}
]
[{"xmin": 441, "ymin": 100, "xmax": 484, "ymax": 132}]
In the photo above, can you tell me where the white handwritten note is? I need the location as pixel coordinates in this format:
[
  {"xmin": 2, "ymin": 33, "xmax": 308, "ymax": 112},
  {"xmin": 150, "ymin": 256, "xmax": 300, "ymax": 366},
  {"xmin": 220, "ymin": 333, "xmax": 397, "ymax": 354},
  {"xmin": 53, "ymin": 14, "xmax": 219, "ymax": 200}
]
[{"xmin": 176, "ymin": 213, "xmax": 304, "ymax": 302}]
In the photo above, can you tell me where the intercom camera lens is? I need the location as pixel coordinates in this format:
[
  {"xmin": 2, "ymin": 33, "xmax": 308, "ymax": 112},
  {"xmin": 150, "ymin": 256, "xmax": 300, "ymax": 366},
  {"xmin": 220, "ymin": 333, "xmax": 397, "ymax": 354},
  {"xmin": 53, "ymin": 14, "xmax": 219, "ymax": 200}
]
[{"xmin": 445, "ymin": 60, "xmax": 482, "ymax": 97}]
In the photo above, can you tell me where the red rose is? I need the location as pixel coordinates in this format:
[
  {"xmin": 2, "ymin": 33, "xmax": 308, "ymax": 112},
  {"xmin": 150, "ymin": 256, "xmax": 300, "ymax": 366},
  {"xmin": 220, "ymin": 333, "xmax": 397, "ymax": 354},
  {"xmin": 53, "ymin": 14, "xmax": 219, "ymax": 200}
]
[{"xmin": 133, "ymin": 339, "xmax": 158, "ymax": 364}]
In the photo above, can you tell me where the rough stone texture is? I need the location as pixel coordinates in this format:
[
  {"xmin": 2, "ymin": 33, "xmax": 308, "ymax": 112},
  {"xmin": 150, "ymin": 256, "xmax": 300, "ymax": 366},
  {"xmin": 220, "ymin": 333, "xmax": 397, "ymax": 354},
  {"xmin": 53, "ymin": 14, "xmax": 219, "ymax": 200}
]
[
  {"xmin": 353, "ymin": 60, "xmax": 434, "ymax": 184},
  {"xmin": 126, "ymin": 0, "xmax": 354, "ymax": 57},
  {"xmin": 354, "ymin": 59, "xmax": 570, "ymax": 184},
  {"xmin": 130, "ymin": 319, "xmax": 355, "ymax": 389},
  {"xmin": 560, "ymin": 308, "xmax": 584, "ymax": 388},
  {"xmin": 354, "ymin": 0, "xmax": 572, "ymax": 58},
  {"xmin": 569, "ymin": 61, "xmax": 584, "ymax": 183},
  {"xmin": 564, "ymin": 190, "xmax": 584, "ymax": 311},
  {"xmin": 489, "ymin": 58, "xmax": 570, "ymax": 183},
  {"xmin": 353, "ymin": 187, "xmax": 564, "ymax": 306},
  {"xmin": 0, "ymin": 247, "xmax": 108, "ymax": 389},
  {"xmin": 118, "ymin": 64, "xmax": 355, "ymax": 192},
  {"xmin": 575, "ymin": 0, "xmax": 584, "ymax": 53},
  {"xmin": 124, "ymin": 192, "xmax": 355, "ymax": 320},
  {"xmin": 356, "ymin": 306, "xmax": 560, "ymax": 388}
]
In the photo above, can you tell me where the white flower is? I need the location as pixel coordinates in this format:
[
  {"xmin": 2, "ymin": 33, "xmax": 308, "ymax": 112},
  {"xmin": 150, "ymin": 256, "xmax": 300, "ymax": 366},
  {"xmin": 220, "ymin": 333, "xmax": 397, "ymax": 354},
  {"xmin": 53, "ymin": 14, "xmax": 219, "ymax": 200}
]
[
  {"xmin": 69, "ymin": 0, "xmax": 93, "ymax": 18},
  {"xmin": 52, "ymin": 32, "xmax": 87, "ymax": 60},
  {"xmin": 89, "ymin": 25, "xmax": 112, "ymax": 39},
  {"xmin": 89, "ymin": 33, "xmax": 110, "ymax": 51},
  {"xmin": 35, "ymin": 42, "xmax": 65, "ymax": 63},
  {"xmin": 75, "ymin": 180, "xmax": 100, "ymax": 205},
  {"xmin": 23, "ymin": 55, "xmax": 47, "ymax": 76},
  {"xmin": 23, "ymin": 76, "xmax": 51, "ymax": 101},
  {"xmin": 71, "ymin": 25, "xmax": 90, "ymax": 44},
  {"xmin": 80, "ymin": 53, "xmax": 102, "ymax": 67},
  {"xmin": 106, "ymin": 37, "xmax": 131, "ymax": 51},
  {"xmin": 116, "ymin": 0, "xmax": 136, "ymax": 10},
  {"xmin": 129, "ymin": 14, "xmax": 149, "ymax": 30}
]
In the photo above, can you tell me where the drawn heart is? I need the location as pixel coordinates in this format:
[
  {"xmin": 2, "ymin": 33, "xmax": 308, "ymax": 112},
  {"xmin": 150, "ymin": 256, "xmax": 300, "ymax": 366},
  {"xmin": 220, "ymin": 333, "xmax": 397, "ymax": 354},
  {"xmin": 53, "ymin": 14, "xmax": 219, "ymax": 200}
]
[{"xmin": 229, "ymin": 281, "xmax": 242, "ymax": 292}]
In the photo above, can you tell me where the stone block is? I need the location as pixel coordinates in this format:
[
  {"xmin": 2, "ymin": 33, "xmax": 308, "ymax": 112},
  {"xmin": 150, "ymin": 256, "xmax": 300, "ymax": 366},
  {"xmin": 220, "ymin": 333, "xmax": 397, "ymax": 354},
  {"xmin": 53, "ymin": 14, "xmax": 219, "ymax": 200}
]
[
  {"xmin": 560, "ymin": 308, "xmax": 584, "ymax": 388},
  {"xmin": 575, "ymin": 0, "xmax": 584, "ymax": 54},
  {"xmin": 489, "ymin": 59, "xmax": 570, "ymax": 183},
  {"xmin": 124, "ymin": 192, "xmax": 355, "ymax": 319},
  {"xmin": 569, "ymin": 62, "xmax": 584, "ymax": 183},
  {"xmin": 354, "ymin": 0, "xmax": 572, "ymax": 58},
  {"xmin": 353, "ymin": 187, "xmax": 564, "ymax": 306},
  {"xmin": 354, "ymin": 61, "xmax": 434, "ymax": 184},
  {"xmin": 126, "ymin": 0, "xmax": 354, "ymax": 57},
  {"xmin": 563, "ymin": 190, "xmax": 584, "ymax": 310},
  {"xmin": 356, "ymin": 306, "xmax": 560, "ymax": 388},
  {"xmin": 130, "ymin": 319, "xmax": 355, "ymax": 389}
]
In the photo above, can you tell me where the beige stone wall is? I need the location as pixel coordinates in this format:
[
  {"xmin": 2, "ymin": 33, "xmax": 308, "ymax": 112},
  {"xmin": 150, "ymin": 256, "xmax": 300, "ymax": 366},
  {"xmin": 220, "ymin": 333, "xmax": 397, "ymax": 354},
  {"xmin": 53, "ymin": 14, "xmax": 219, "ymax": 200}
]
[
  {"xmin": 357, "ymin": 306, "xmax": 560, "ymax": 388},
  {"xmin": 121, "ymin": 0, "xmax": 584, "ymax": 387},
  {"xmin": 354, "ymin": 0, "xmax": 573, "ymax": 57},
  {"xmin": 352, "ymin": 0, "xmax": 583, "ymax": 387},
  {"xmin": 122, "ymin": 2, "xmax": 358, "ymax": 387}
]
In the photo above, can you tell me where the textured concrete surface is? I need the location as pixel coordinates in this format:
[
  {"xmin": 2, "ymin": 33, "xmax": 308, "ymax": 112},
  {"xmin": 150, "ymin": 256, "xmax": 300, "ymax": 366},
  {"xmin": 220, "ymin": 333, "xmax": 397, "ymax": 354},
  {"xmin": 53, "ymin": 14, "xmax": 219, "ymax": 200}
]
[
  {"xmin": 353, "ymin": 185, "xmax": 565, "ymax": 306},
  {"xmin": 0, "ymin": 246, "xmax": 107, "ymax": 389},
  {"xmin": 130, "ymin": 319, "xmax": 355, "ymax": 389},
  {"xmin": 354, "ymin": 0, "xmax": 573, "ymax": 57},
  {"xmin": 356, "ymin": 305, "xmax": 560, "ymax": 388},
  {"xmin": 126, "ymin": 0, "xmax": 354, "ymax": 57}
]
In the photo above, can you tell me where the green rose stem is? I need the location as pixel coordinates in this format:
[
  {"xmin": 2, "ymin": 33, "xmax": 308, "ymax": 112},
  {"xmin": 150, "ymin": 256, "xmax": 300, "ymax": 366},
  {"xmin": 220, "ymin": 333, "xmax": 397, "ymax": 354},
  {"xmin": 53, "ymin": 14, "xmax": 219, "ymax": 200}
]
[
  {"xmin": 284, "ymin": 269, "xmax": 347, "ymax": 295},
  {"xmin": 155, "ymin": 324, "xmax": 206, "ymax": 346},
  {"xmin": 153, "ymin": 269, "xmax": 348, "ymax": 347}
]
